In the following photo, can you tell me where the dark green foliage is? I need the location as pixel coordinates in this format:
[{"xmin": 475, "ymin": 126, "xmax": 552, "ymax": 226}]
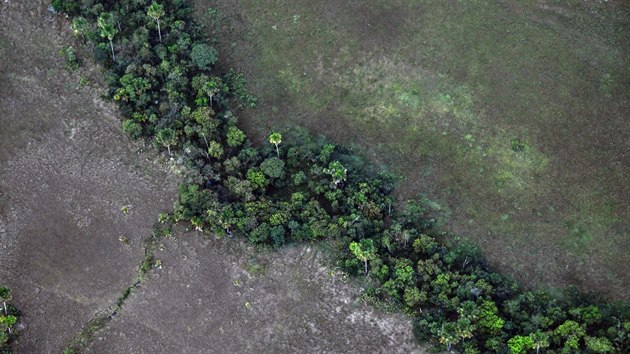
[
  {"xmin": 51, "ymin": 0, "xmax": 79, "ymax": 15},
  {"xmin": 58, "ymin": 1, "xmax": 630, "ymax": 353},
  {"xmin": 0, "ymin": 286, "xmax": 19, "ymax": 353},
  {"xmin": 190, "ymin": 43, "xmax": 218, "ymax": 70},
  {"xmin": 260, "ymin": 157, "xmax": 285, "ymax": 179}
]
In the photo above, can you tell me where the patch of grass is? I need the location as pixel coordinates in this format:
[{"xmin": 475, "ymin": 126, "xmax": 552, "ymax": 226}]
[
  {"xmin": 63, "ymin": 312, "xmax": 109, "ymax": 353},
  {"xmin": 204, "ymin": 0, "xmax": 630, "ymax": 297},
  {"xmin": 244, "ymin": 256, "xmax": 267, "ymax": 276}
]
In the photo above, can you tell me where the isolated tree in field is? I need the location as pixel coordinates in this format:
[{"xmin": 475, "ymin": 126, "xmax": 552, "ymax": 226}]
[
  {"xmin": 156, "ymin": 128, "xmax": 177, "ymax": 156},
  {"xmin": 349, "ymin": 239, "xmax": 376, "ymax": 275},
  {"xmin": 147, "ymin": 2, "xmax": 165, "ymax": 42},
  {"xmin": 97, "ymin": 12, "xmax": 118, "ymax": 61},
  {"xmin": 0, "ymin": 287, "xmax": 10, "ymax": 315},
  {"xmin": 268, "ymin": 132, "xmax": 282, "ymax": 158}
]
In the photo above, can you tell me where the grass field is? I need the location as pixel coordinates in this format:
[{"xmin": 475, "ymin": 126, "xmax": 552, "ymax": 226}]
[{"xmin": 197, "ymin": 0, "xmax": 630, "ymax": 300}]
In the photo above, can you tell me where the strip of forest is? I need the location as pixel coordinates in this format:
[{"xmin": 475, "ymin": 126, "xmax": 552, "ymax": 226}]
[{"xmin": 26, "ymin": 0, "xmax": 630, "ymax": 352}]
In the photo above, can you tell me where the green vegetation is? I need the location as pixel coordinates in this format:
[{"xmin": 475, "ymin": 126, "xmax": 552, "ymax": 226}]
[
  {"xmin": 51, "ymin": 0, "xmax": 630, "ymax": 352},
  {"xmin": 146, "ymin": 2, "xmax": 164, "ymax": 43},
  {"xmin": 268, "ymin": 132, "xmax": 282, "ymax": 158},
  {"xmin": 60, "ymin": 46, "xmax": 80, "ymax": 70},
  {"xmin": 0, "ymin": 286, "xmax": 20, "ymax": 353},
  {"xmin": 206, "ymin": 0, "xmax": 630, "ymax": 300}
]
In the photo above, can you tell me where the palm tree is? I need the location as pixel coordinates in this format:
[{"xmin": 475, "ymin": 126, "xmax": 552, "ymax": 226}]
[
  {"xmin": 147, "ymin": 3, "xmax": 165, "ymax": 42},
  {"xmin": 97, "ymin": 13, "xmax": 118, "ymax": 61},
  {"xmin": 156, "ymin": 128, "xmax": 178, "ymax": 156},
  {"xmin": 268, "ymin": 132, "xmax": 282, "ymax": 158},
  {"xmin": 349, "ymin": 239, "xmax": 376, "ymax": 275}
]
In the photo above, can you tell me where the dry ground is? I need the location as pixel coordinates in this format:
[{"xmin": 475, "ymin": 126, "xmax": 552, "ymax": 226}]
[
  {"xmin": 86, "ymin": 230, "xmax": 423, "ymax": 353},
  {"xmin": 0, "ymin": 1, "xmax": 177, "ymax": 351}
]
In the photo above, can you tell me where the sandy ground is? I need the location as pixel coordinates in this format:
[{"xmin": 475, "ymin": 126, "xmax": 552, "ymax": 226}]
[{"xmin": 0, "ymin": 1, "xmax": 426, "ymax": 352}]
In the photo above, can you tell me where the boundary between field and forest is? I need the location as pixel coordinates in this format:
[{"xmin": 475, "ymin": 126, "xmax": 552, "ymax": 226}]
[{"xmin": 30, "ymin": 0, "xmax": 630, "ymax": 353}]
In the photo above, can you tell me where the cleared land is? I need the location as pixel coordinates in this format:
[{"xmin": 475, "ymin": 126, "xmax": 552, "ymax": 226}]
[
  {"xmin": 0, "ymin": 1, "xmax": 177, "ymax": 351},
  {"xmin": 0, "ymin": 1, "xmax": 423, "ymax": 352},
  {"xmin": 86, "ymin": 230, "xmax": 422, "ymax": 353},
  {"xmin": 200, "ymin": 0, "xmax": 630, "ymax": 300}
]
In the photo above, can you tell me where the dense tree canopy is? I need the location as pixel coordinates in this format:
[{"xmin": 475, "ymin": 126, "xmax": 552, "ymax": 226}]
[{"xmin": 49, "ymin": 0, "xmax": 630, "ymax": 352}]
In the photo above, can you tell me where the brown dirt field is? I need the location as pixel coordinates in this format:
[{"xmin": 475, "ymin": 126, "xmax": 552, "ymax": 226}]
[
  {"xmin": 86, "ymin": 230, "xmax": 425, "ymax": 353},
  {"xmin": 0, "ymin": 1, "xmax": 178, "ymax": 351},
  {"xmin": 0, "ymin": 1, "xmax": 427, "ymax": 352}
]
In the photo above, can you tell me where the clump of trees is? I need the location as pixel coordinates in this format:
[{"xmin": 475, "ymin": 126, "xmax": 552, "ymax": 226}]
[
  {"xmin": 51, "ymin": 0, "xmax": 630, "ymax": 352},
  {"xmin": 0, "ymin": 286, "xmax": 19, "ymax": 352}
]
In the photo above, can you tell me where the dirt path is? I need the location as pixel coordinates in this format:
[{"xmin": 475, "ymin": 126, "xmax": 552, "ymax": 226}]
[{"xmin": 0, "ymin": 2, "xmax": 426, "ymax": 352}]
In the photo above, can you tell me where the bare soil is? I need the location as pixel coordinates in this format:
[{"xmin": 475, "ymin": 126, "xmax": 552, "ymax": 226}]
[
  {"xmin": 86, "ymin": 230, "xmax": 425, "ymax": 353},
  {"xmin": 0, "ymin": 1, "xmax": 178, "ymax": 351}
]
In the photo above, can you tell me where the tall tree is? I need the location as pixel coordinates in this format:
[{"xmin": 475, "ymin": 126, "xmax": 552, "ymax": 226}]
[
  {"xmin": 455, "ymin": 318, "xmax": 474, "ymax": 347},
  {"xmin": 324, "ymin": 161, "xmax": 347, "ymax": 187},
  {"xmin": 97, "ymin": 12, "xmax": 118, "ymax": 61},
  {"xmin": 156, "ymin": 128, "xmax": 178, "ymax": 156},
  {"xmin": 438, "ymin": 322, "xmax": 460, "ymax": 352},
  {"xmin": 268, "ymin": 132, "xmax": 282, "ymax": 158},
  {"xmin": 147, "ymin": 3, "xmax": 165, "ymax": 43},
  {"xmin": 529, "ymin": 331, "xmax": 550, "ymax": 354},
  {"xmin": 349, "ymin": 239, "xmax": 376, "ymax": 275},
  {"xmin": 0, "ymin": 287, "xmax": 10, "ymax": 315}
]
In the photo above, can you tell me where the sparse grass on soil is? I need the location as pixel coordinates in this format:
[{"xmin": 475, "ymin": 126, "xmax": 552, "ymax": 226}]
[{"xmin": 199, "ymin": 0, "xmax": 630, "ymax": 300}]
